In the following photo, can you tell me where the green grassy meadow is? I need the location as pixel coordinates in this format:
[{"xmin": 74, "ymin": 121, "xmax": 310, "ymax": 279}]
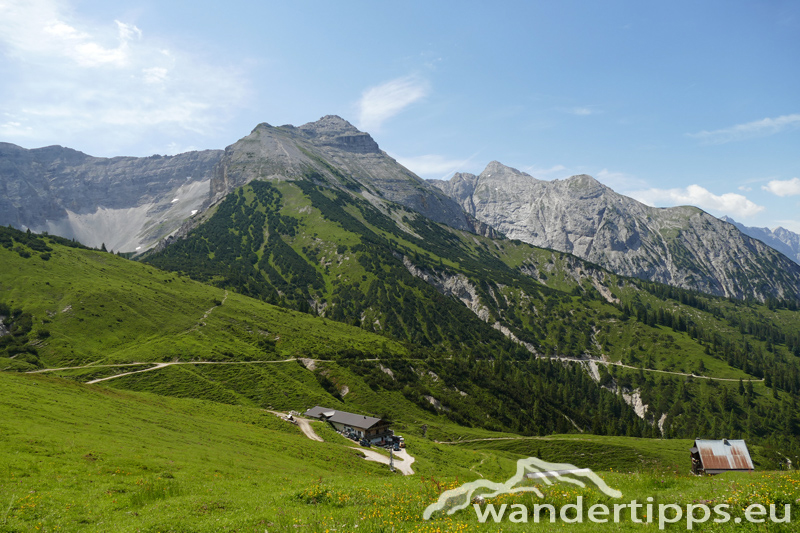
[
  {"xmin": 1, "ymin": 372, "xmax": 799, "ymax": 532},
  {"xmin": 0, "ymin": 233, "xmax": 406, "ymax": 372},
  {"xmin": 3, "ymin": 224, "xmax": 800, "ymax": 532}
]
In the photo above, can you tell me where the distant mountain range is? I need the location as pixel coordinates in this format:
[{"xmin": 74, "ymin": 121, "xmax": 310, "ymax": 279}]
[
  {"xmin": 0, "ymin": 142, "xmax": 221, "ymax": 252},
  {"xmin": 4, "ymin": 116, "xmax": 800, "ymax": 448},
  {"xmin": 721, "ymin": 216, "xmax": 800, "ymax": 266},
  {"xmin": 2, "ymin": 116, "xmax": 799, "ymax": 302},
  {"xmin": 430, "ymin": 161, "xmax": 800, "ymax": 301}
]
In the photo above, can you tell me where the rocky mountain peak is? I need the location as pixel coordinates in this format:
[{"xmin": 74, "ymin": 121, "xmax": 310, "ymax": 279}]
[
  {"xmin": 300, "ymin": 115, "xmax": 359, "ymax": 134},
  {"xmin": 562, "ymin": 174, "xmax": 607, "ymax": 199},
  {"xmin": 479, "ymin": 160, "xmax": 531, "ymax": 179},
  {"xmin": 449, "ymin": 171, "xmax": 479, "ymax": 186},
  {"xmin": 433, "ymin": 161, "xmax": 800, "ymax": 301},
  {"xmin": 721, "ymin": 216, "xmax": 800, "ymax": 265},
  {"xmin": 565, "ymin": 174, "xmax": 601, "ymax": 186},
  {"xmin": 296, "ymin": 115, "xmax": 380, "ymax": 154}
]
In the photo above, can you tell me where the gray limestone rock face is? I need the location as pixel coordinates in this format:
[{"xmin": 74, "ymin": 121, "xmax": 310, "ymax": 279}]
[
  {"xmin": 0, "ymin": 142, "xmax": 222, "ymax": 252},
  {"xmin": 431, "ymin": 161, "xmax": 800, "ymax": 301},
  {"xmin": 721, "ymin": 216, "xmax": 800, "ymax": 266},
  {"xmin": 0, "ymin": 115, "xmax": 474, "ymax": 253},
  {"xmin": 209, "ymin": 116, "xmax": 473, "ymax": 231}
]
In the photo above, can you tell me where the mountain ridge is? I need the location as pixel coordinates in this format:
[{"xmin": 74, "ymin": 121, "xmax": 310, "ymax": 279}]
[
  {"xmin": 3, "ymin": 117, "xmax": 800, "ymax": 303},
  {"xmin": 0, "ymin": 142, "xmax": 222, "ymax": 252},
  {"xmin": 209, "ymin": 115, "xmax": 475, "ymax": 233},
  {"xmin": 721, "ymin": 216, "xmax": 800, "ymax": 266},
  {"xmin": 430, "ymin": 161, "xmax": 800, "ymax": 302}
]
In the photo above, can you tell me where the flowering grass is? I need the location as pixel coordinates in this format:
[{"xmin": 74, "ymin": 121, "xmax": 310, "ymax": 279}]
[{"xmin": 2, "ymin": 372, "xmax": 799, "ymax": 532}]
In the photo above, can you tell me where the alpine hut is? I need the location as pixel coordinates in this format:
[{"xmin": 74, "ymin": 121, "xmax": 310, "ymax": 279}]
[{"xmin": 690, "ymin": 439, "xmax": 754, "ymax": 475}]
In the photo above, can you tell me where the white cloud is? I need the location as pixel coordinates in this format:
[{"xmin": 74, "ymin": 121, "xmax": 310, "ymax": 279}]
[
  {"xmin": 738, "ymin": 185, "xmax": 752, "ymax": 192},
  {"xmin": 0, "ymin": 0, "xmax": 247, "ymax": 154},
  {"xmin": 164, "ymin": 142, "xmax": 199, "ymax": 156},
  {"xmin": 596, "ymin": 168, "xmax": 651, "ymax": 190},
  {"xmin": 522, "ymin": 164, "xmax": 568, "ymax": 179},
  {"xmin": 687, "ymin": 113, "xmax": 800, "ymax": 144},
  {"xmin": 142, "ymin": 66, "xmax": 168, "ymax": 84},
  {"xmin": 393, "ymin": 152, "xmax": 482, "ymax": 180},
  {"xmin": 357, "ymin": 76, "xmax": 429, "ymax": 131},
  {"xmin": 629, "ymin": 184, "xmax": 764, "ymax": 218},
  {"xmin": 558, "ymin": 106, "xmax": 601, "ymax": 116},
  {"xmin": 4, "ymin": 2, "xmax": 140, "ymax": 68},
  {"xmin": 775, "ymin": 220, "xmax": 800, "ymax": 234},
  {"xmin": 762, "ymin": 177, "xmax": 800, "ymax": 197},
  {"xmin": 394, "ymin": 154, "xmax": 463, "ymax": 176}
]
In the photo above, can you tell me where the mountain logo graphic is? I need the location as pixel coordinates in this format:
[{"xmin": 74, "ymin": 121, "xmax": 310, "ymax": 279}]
[{"xmin": 423, "ymin": 457, "xmax": 622, "ymax": 519}]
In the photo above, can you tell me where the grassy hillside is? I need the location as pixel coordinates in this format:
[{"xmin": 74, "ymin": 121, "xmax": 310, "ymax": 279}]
[
  {"xmin": 0, "ymin": 226, "xmax": 659, "ymax": 439},
  {"xmin": 1, "ymin": 371, "xmax": 798, "ymax": 532},
  {"xmin": 0, "ymin": 226, "xmax": 405, "ymax": 372},
  {"xmin": 2, "ymin": 226, "xmax": 799, "ymax": 531},
  {"xmin": 140, "ymin": 177, "xmax": 800, "ymax": 448}
]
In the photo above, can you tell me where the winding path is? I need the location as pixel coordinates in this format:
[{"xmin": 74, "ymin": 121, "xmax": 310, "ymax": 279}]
[
  {"xmin": 29, "ymin": 355, "xmax": 761, "ymax": 386},
  {"xmin": 83, "ymin": 360, "xmax": 302, "ymax": 384},
  {"xmin": 29, "ymin": 359, "xmax": 318, "ymax": 384},
  {"xmin": 555, "ymin": 357, "xmax": 762, "ymax": 382},
  {"xmin": 268, "ymin": 411, "xmax": 324, "ymax": 442},
  {"xmin": 351, "ymin": 447, "xmax": 416, "ymax": 475}
]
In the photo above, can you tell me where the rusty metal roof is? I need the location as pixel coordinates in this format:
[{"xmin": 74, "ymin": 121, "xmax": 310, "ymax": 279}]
[{"xmin": 694, "ymin": 439, "xmax": 754, "ymax": 471}]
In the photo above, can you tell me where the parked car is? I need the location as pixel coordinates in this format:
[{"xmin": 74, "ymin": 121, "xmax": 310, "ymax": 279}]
[
  {"xmin": 393, "ymin": 443, "xmax": 400, "ymax": 451},
  {"xmin": 359, "ymin": 439, "xmax": 371, "ymax": 447}
]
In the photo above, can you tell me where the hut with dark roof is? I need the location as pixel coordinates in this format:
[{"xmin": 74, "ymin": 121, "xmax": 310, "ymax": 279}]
[{"xmin": 305, "ymin": 406, "xmax": 391, "ymax": 441}]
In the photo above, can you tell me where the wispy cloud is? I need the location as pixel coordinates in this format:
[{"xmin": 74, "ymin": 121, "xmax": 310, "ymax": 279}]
[
  {"xmin": 557, "ymin": 105, "xmax": 601, "ymax": 116},
  {"xmin": 521, "ymin": 164, "xmax": 568, "ymax": 179},
  {"xmin": 393, "ymin": 151, "xmax": 481, "ymax": 180},
  {"xmin": 687, "ymin": 113, "xmax": 800, "ymax": 144},
  {"xmin": 0, "ymin": 0, "xmax": 247, "ymax": 154},
  {"xmin": 763, "ymin": 177, "xmax": 800, "ymax": 197},
  {"xmin": 596, "ymin": 168, "xmax": 650, "ymax": 190},
  {"xmin": 357, "ymin": 75, "xmax": 429, "ymax": 132},
  {"xmin": 775, "ymin": 220, "xmax": 800, "ymax": 234},
  {"xmin": 629, "ymin": 184, "xmax": 764, "ymax": 218}
]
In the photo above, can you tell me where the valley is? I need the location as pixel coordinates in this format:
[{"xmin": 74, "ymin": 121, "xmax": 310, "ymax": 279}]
[{"xmin": 2, "ymin": 117, "xmax": 800, "ymax": 531}]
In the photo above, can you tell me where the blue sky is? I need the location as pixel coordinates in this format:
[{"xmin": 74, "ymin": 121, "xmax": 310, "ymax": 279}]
[{"xmin": 1, "ymin": 0, "xmax": 799, "ymax": 231}]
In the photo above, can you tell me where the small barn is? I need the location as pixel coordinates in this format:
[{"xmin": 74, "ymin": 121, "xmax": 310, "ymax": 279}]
[
  {"xmin": 305, "ymin": 406, "xmax": 392, "ymax": 442},
  {"xmin": 690, "ymin": 439, "xmax": 754, "ymax": 475}
]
